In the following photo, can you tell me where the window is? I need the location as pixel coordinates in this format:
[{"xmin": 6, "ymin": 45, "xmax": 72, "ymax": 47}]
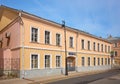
[
  {"xmin": 114, "ymin": 43, "xmax": 117, "ymax": 47},
  {"xmin": 105, "ymin": 45, "xmax": 107, "ymax": 53},
  {"xmin": 45, "ymin": 55, "xmax": 50, "ymax": 68},
  {"xmin": 56, "ymin": 56, "xmax": 61, "ymax": 68},
  {"xmin": 101, "ymin": 44, "xmax": 103, "ymax": 52},
  {"xmin": 98, "ymin": 58, "xmax": 100, "ymax": 65},
  {"xmin": 105, "ymin": 58, "xmax": 107, "ymax": 65},
  {"xmin": 81, "ymin": 39, "xmax": 84, "ymax": 49},
  {"xmin": 115, "ymin": 51, "xmax": 117, "ymax": 56},
  {"xmin": 56, "ymin": 33, "xmax": 60, "ymax": 46},
  {"xmin": 108, "ymin": 58, "xmax": 110, "ymax": 65},
  {"xmin": 45, "ymin": 31, "xmax": 50, "ymax": 44},
  {"xmin": 88, "ymin": 57, "xmax": 90, "ymax": 66},
  {"xmin": 98, "ymin": 43, "xmax": 100, "ymax": 52},
  {"xmin": 93, "ymin": 42, "xmax": 96, "ymax": 51},
  {"xmin": 94, "ymin": 57, "xmax": 96, "ymax": 66},
  {"xmin": 31, "ymin": 54, "xmax": 39, "ymax": 69},
  {"xmin": 31, "ymin": 27, "xmax": 38, "ymax": 42},
  {"xmin": 69, "ymin": 37, "xmax": 73, "ymax": 48},
  {"xmin": 101, "ymin": 58, "xmax": 103, "ymax": 65},
  {"xmin": 88, "ymin": 41, "xmax": 90, "ymax": 50},
  {"xmin": 82, "ymin": 57, "xmax": 85, "ymax": 66},
  {"xmin": 108, "ymin": 46, "xmax": 110, "ymax": 53}
]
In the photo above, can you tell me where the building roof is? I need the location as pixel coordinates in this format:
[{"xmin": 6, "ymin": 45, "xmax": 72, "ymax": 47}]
[
  {"xmin": 107, "ymin": 35, "xmax": 120, "ymax": 43},
  {"xmin": 0, "ymin": 5, "xmax": 111, "ymax": 43}
]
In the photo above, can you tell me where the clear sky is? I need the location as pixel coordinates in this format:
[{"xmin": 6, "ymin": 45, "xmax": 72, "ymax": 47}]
[{"xmin": 0, "ymin": 0, "xmax": 120, "ymax": 38}]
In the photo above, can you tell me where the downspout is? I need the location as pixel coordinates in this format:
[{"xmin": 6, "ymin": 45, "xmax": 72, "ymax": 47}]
[{"xmin": 19, "ymin": 11, "xmax": 25, "ymax": 78}]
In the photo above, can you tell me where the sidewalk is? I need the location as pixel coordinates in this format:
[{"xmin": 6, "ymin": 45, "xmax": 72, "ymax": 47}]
[{"xmin": 0, "ymin": 70, "xmax": 113, "ymax": 84}]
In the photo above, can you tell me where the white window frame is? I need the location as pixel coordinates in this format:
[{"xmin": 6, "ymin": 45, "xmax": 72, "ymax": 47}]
[
  {"xmin": 88, "ymin": 41, "xmax": 90, "ymax": 50},
  {"xmin": 30, "ymin": 26, "xmax": 40, "ymax": 43},
  {"xmin": 44, "ymin": 54, "xmax": 52, "ymax": 69},
  {"xmin": 88, "ymin": 57, "xmax": 90, "ymax": 66},
  {"xmin": 81, "ymin": 57, "xmax": 85, "ymax": 66},
  {"xmin": 56, "ymin": 55, "xmax": 61, "ymax": 68},
  {"xmin": 81, "ymin": 39, "xmax": 84, "ymax": 49},
  {"xmin": 94, "ymin": 57, "xmax": 96, "ymax": 66},
  {"xmin": 69, "ymin": 36, "xmax": 74, "ymax": 48},
  {"xmin": 56, "ymin": 33, "xmax": 61, "ymax": 46},
  {"xmin": 30, "ymin": 53, "xmax": 40, "ymax": 69},
  {"xmin": 44, "ymin": 30, "xmax": 51, "ymax": 44}
]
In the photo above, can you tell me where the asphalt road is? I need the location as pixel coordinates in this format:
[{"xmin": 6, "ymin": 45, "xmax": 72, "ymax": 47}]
[{"xmin": 47, "ymin": 69, "xmax": 120, "ymax": 84}]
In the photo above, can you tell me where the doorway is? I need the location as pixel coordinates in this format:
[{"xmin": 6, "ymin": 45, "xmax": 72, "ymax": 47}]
[{"xmin": 67, "ymin": 57, "xmax": 75, "ymax": 71}]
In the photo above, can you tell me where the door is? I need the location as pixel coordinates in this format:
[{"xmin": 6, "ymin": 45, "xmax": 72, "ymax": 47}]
[{"xmin": 67, "ymin": 57, "xmax": 75, "ymax": 71}]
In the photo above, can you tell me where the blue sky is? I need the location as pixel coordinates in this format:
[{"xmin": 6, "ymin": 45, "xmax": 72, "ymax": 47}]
[{"xmin": 0, "ymin": 0, "xmax": 120, "ymax": 38}]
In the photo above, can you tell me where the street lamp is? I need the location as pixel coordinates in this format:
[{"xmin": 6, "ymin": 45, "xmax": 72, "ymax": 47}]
[{"xmin": 62, "ymin": 20, "xmax": 68, "ymax": 75}]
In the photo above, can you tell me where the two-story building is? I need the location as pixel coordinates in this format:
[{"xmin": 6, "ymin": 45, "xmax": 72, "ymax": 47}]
[{"xmin": 0, "ymin": 5, "xmax": 112, "ymax": 78}]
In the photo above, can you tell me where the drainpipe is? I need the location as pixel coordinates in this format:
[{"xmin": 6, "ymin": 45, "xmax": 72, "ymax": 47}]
[{"xmin": 19, "ymin": 11, "xmax": 25, "ymax": 78}]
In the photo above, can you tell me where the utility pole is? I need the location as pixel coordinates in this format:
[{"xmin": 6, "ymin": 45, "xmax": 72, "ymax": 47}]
[{"xmin": 62, "ymin": 20, "xmax": 68, "ymax": 75}]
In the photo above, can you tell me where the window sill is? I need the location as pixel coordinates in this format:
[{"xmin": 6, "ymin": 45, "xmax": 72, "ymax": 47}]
[{"xmin": 30, "ymin": 42, "xmax": 40, "ymax": 44}]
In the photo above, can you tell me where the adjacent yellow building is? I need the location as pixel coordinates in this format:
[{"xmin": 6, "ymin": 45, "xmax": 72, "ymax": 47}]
[{"xmin": 0, "ymin": 5, "xmax": 112, "ymax": 78}]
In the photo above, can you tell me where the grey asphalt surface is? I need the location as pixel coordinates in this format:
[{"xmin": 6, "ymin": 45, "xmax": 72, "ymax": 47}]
[{"xmin": 47, "ymin": 69, "xmax": 120, "ymax": 84}]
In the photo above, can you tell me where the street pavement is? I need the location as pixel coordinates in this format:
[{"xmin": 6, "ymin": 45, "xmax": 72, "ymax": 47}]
[
  {"xmin": 0, "ymin": 69, "xmax": 120, "ymax": 84},
  {"xmin": 89, "ymin": 73, "xmax": 120, "ymax": 84},
  {"xmin": 47, "ymin": 69, "xmax": 120, "ymax": 84}
]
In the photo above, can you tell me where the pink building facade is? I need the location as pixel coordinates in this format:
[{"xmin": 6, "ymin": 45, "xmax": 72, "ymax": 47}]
[{"xmin": 0, "ymin": 19, "xmax": 21, "ymax": 76}]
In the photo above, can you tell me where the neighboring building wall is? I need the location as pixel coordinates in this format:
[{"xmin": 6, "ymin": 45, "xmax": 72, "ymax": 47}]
[
  {"xmin": 0, "ymin": 7, "xmax": 18, "ymax": 31},
  {"xmin": 112, "ymin": 41, "xmax": 120, "ymax": 65},
  {"xmin": 0, "ymin": 21, "xmax": 21, "ymax": 76}
]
